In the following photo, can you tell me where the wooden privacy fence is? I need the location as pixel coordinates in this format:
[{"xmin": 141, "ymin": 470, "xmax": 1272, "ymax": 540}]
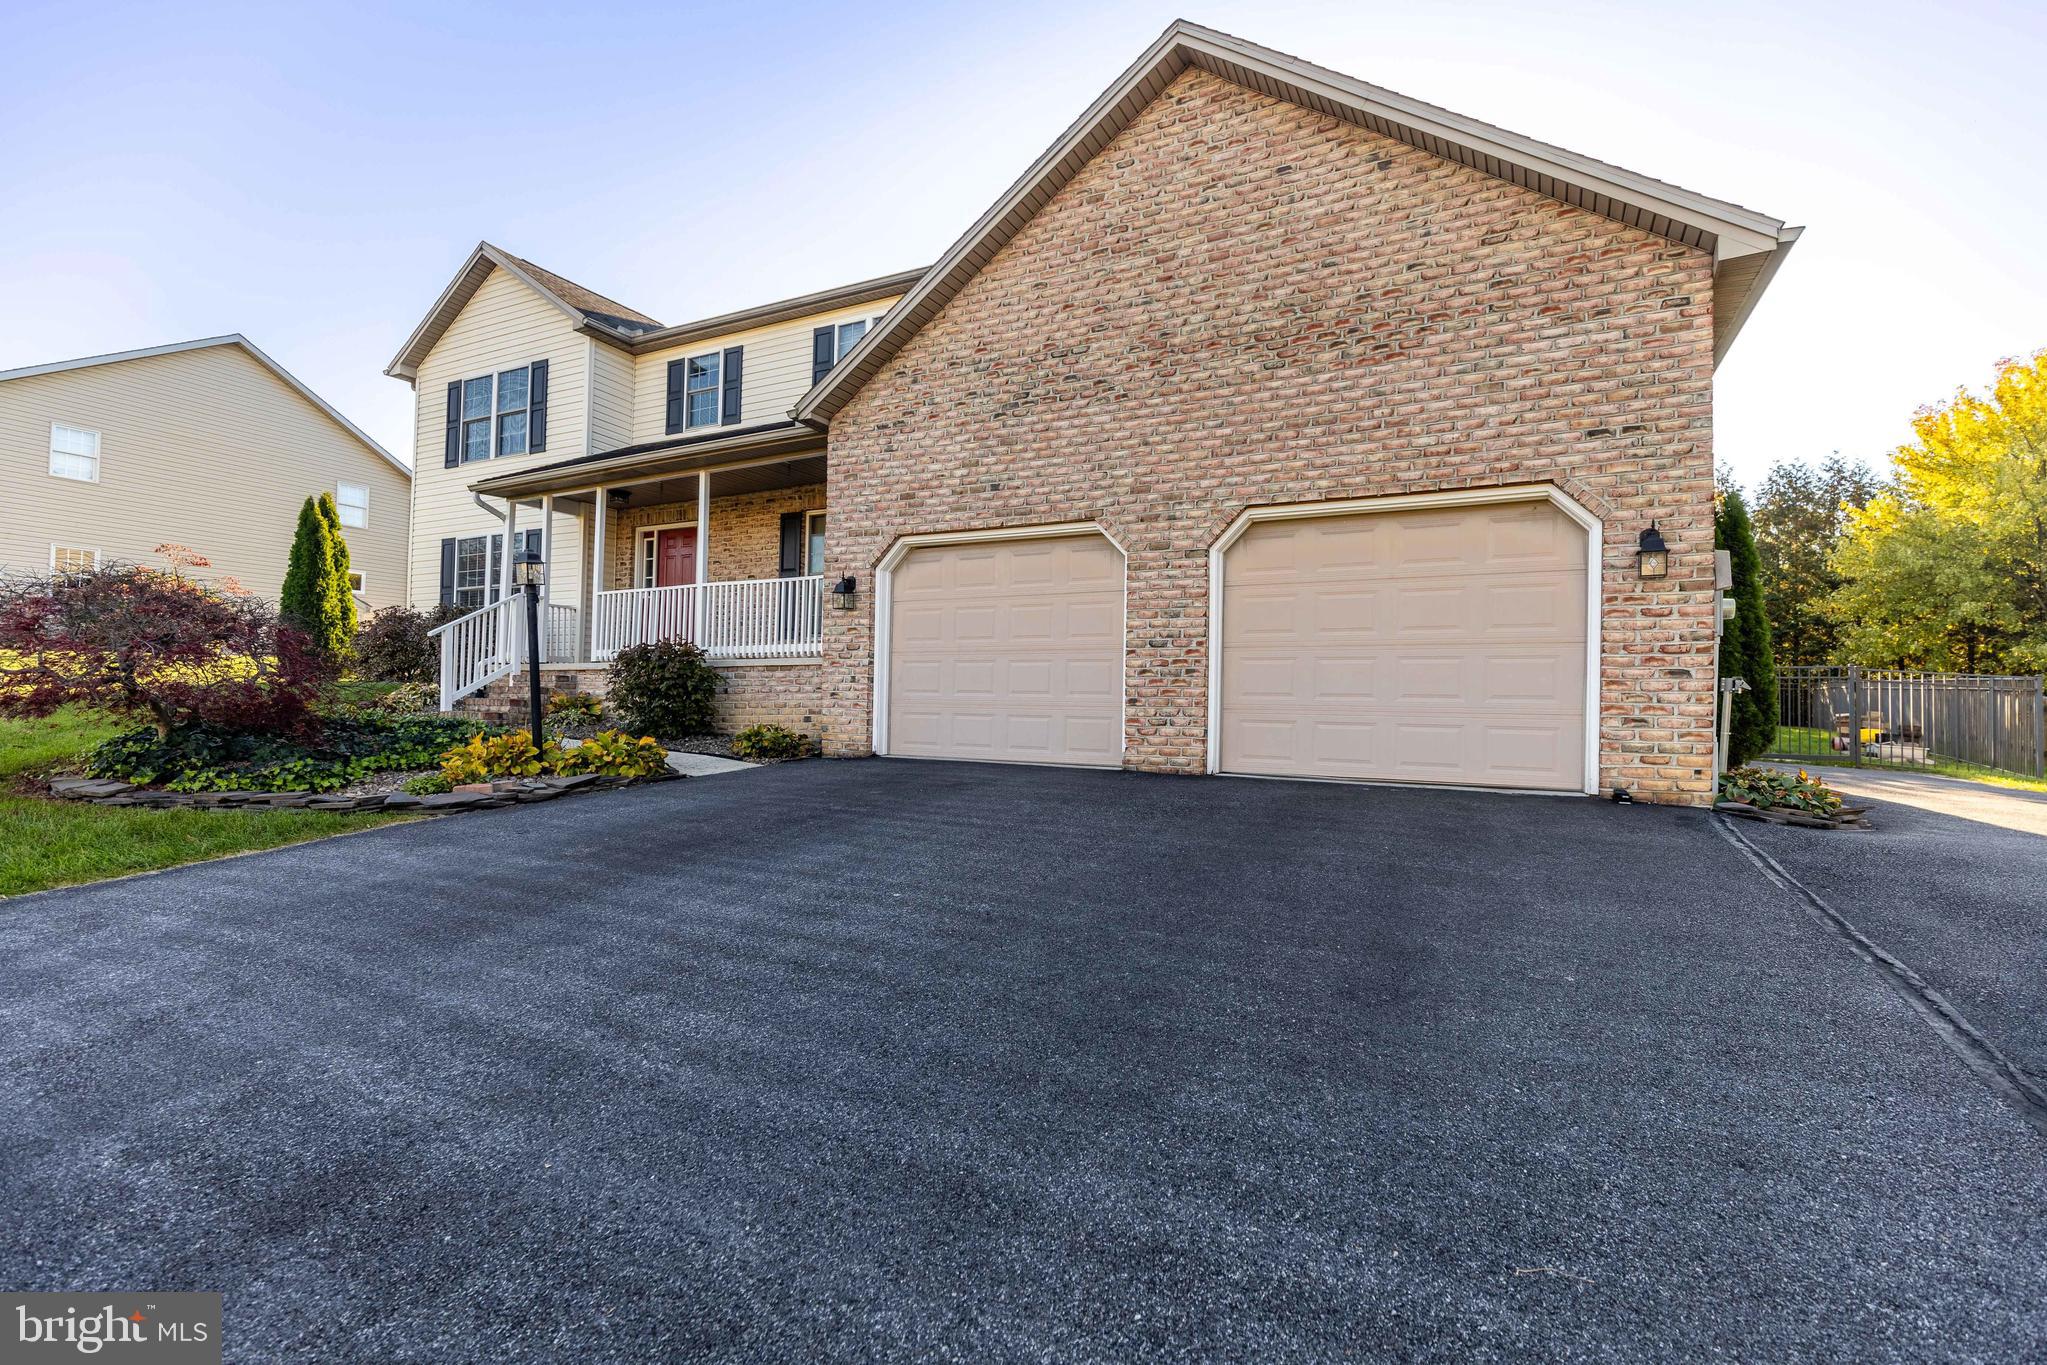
[{"xmin": 1769, "ymin": 665, "xmax": 2046, "ymax": 779}]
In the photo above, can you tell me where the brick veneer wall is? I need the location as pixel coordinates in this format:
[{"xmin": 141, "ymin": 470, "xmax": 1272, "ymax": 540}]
[
  {"xmin": 461, "ymin": 662, "xmax": 824, "ymax": 740},
  {"xmin": 818, "ymin": 68, "xmax": 1721, "ymax": 804},
  {"xmin": 606, "ymin": 484, "xmax": 825, "ymax": 591}
]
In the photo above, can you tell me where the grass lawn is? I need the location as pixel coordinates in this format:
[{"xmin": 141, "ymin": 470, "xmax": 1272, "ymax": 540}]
[
  {"xmin": 1769, "ymin": 725, "xmax": 2047, "ymax": 794},
  {"xmin": 0, "ymin": 711, "xmax": 412, "ymax": 898}
]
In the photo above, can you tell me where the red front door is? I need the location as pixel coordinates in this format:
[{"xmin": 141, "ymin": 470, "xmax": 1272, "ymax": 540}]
[{"xmin": 656, "ymin": 528, "xmax": 697, "ymax": 587}]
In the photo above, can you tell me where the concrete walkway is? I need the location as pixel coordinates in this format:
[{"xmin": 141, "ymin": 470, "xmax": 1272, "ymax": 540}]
[{"xmin": 1768, "ymin": 763, "xmax": 2047, "ymax": 838}]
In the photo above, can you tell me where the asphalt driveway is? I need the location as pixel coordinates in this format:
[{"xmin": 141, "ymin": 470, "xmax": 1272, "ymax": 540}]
[{"xmin": 2, "ymin": 761, "xmax": 2043, "ymax": 1362}]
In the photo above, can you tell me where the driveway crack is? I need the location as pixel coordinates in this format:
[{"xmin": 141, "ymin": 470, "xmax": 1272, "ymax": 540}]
[{"xmin": 1714, "ymin": 815, "xmax": 2047, "ymax": 1138}]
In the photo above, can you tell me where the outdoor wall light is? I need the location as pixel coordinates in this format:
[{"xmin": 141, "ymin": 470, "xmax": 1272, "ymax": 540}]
[
  {"xmin": 831, "ymin": 576, "xmax": 858, "ymax": 611},
  {"xmin": 1637, "ymin": 523, "xmax": 1669, "ymax": 580}
]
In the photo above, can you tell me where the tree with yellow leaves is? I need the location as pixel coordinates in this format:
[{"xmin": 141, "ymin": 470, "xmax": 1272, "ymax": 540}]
[{"xmin": 1829, "ymin": 351, "xmax": 2047, "ymax": 672}]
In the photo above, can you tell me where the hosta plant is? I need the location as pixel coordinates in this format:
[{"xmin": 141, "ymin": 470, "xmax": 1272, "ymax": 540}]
[
  {"xmin": 439, "ymin": 730, "xmax": 559, "ymax": 785},
  {"xmin": 555, "ymin": 730, "xmax": 669, "ymax": 780},
  {"xmin": 1718, "ymin": 765, "xmax": 1843, "ymax": 815}
]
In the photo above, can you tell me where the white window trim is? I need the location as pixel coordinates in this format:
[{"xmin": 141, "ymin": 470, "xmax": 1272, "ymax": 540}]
[
  {"xmin": 458, "ymin": 366, "xmax": 532, "ymax": 464},
  {"xmin": 803, "ymin": 508, "xmax": 828, "ymax": 574},
  {"xmin": 826, "ymin": 316, "xmax": 883, "ymax": 369},
  {"xmin": 683, "ymin": 352, "xmax": 721, "ymax": 429},
  {"xmin": 48, "ymin": 423, "xmax": 101, "ymax": 483},
  {"xmin": 1203, "ymin": 482, "xmax": 1604, "ymax": 796},
  {"xmin": 49, "ymin": 543, "xmax": 100, "ymax": 573},
  {"xmin": 633, "ymin": 519, "xmax": 698, "ymax": 589},
  {"xmin": 870, "ymin": 521, "xmax": 1129, "ymax": 761},
  {"xmin": 347, "ymin": 569, "xmax": 367, "ymax": 594},
  {"xmin": 336, "ymin": 481, "xmax": 369, "ymax": 529}
]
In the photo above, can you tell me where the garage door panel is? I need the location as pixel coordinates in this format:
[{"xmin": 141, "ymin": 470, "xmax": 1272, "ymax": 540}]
[
  {"xmin": 1221, "ymin": 503, "xmax": 1587, "ymax": 790},
  {"xmin": 888, "ymin": 534, "xmax": 1123, "ymax": 767}
]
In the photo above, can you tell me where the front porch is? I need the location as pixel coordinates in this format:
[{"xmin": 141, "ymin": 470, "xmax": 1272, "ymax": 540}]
[{"xmin": 433, "ymin": 426, "xmax": 833, "ymax": 710}]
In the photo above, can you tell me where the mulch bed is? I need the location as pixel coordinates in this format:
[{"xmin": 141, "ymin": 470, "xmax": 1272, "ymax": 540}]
[{"xmin": 46, "ymin": 771, "xmax": 680, "ymax": 814}]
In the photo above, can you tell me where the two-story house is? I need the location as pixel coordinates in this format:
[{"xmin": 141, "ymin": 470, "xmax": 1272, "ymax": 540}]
[
  {"xmin": 393, "ymin": 20, "xmax": 1799, "ymax": 804},
  {"xmin": 0, "ymin": 335, "xmax": 410, "ymax": 607}
]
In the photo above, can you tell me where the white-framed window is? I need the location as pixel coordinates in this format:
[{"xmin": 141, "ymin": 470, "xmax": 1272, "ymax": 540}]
[
  {"xmin": 684, "ymin": 352, "xmax": 720, "ymax": 428},
  {"xmin": 459, "ymin": 365, "xmax": 531, "ymax": 462},
  {"xmin": 833, "ymin": 318, "xmax": 870, "ymax": 360},
  {"xmin": 804, "ymin": 510, "xmax": 827, "ymax": 574},
  {"xmin": 452, "ymin": 530, "xmax": 541, "ymax": 609},
  {"xmin": 49, "ymin": 424, "xmax": 100, "ymax": 482},
  {"xmin": 50, "ymin": 544, "xmax": 99, "ymax": 574},
  {"xmin": 336, "ymin": 482, "xmax": 368, "ymax": 529},
  {"xmin": 347, "ymin": 569, "xmax": 366, "ymax": 594}
]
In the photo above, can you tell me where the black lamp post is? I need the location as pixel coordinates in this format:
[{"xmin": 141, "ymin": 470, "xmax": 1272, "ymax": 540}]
[{"xmin": 512, "ymin": 547, "xmax": 545, "ymax": 739}]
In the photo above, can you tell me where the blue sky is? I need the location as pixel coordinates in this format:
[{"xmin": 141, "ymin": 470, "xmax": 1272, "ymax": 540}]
[{"xmin": 2, "ymin": 1, "xmax": 2042, "ymax": 488}]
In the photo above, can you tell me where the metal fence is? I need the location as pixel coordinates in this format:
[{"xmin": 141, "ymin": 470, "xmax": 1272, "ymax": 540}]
[{"xmin": 1768, "ymin": 665, "xmax": 2046, "ymax": 778}]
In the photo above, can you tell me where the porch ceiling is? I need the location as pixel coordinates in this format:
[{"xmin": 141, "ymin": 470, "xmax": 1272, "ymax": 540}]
[
  {"xmin": 530, "ymin": 453, "xmax": 828, "ymax": 510},
  {"xmin": 469, "ymin": 421, "xmax": 824, "ymax": 500}
]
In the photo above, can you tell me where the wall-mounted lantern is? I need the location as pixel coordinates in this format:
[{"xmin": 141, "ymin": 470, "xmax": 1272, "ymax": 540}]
[
  {"xmin": 831, "ymin": 576, "xmax": 859, "ymax": 611},
  {"xmin": 1636, "ymin": 523, "xmax": 1669, "ymax": 580}
]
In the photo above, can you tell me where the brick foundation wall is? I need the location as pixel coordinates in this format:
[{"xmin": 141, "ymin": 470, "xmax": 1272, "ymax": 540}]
[
  {"xmin": 458, "ymin": 661, "xmax": 823, "ymax": 739},
  {"xmin": 818, "ymin": 68, "xmax": 1719, "ymax": 804},
  {"xmin": 606, "ymin": 484, "xmax": 825, "ymax": 591}
]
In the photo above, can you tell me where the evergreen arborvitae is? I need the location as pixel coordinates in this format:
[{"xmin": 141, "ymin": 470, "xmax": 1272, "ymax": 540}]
[
  {"xmin": 279, "ymin": 496, "xmax": 330, "ymax": 645},
  {"xmin": 317, "ymin": 492, "xmax": 358, "ymax": 649},
  {"xmin": 1716, "ymin": 488, "xmax": 1777, "ymax": 766}
]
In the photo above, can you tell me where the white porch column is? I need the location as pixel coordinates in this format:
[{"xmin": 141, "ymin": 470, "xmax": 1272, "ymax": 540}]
[
  {"xmin": 499, "ymin": 498, "xmax": 519, "ymax": 603},
  {"xmin": 589, "ymin": 485, "xmax": 607, "ymax": 658},
  {"xmin": 538, "ymin": 493, "xmax": 555, "ymax": 661},
  {"xmin": 693, "ymin": 470, "xmax": 710, "ymax": 643}
]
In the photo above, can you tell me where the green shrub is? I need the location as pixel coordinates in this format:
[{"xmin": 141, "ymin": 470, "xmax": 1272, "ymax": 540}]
[
  {"xmin": 729, "ymin": 724, "xmax": 811, "ymax": 761},
  {"xmin": 606, "ymin": 641, "xmax": 720, "ymax": 739},
  {"xmin": 377, "ymin": 681, "xmax": 438, "ymax": 714},
  {"xmin": 1719, "ymin": 765, "xmax": 1842, "ymax": 815},
  {"xmin": 87, "ymin": 710, "xmax": 484, "ymax": 793},
  {"xmin": 548, "ymin": 690, "xmax": 603, "ymax": 722},
  {"xmin": 403, "ymin": 772, "xmax": 453, "ymax": 796},
  {"xmin": 355, "ymin": 605, "xmax": 461, "ymax": 684},
  {"xmin": 556, "ymin": 730, "xmax": 669, "ymax": 780}
]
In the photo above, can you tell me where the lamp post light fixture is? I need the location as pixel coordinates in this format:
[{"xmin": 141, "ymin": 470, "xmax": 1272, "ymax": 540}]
[
  {"xmin": 513, "ymin": 547, "xmax": 545, "ymax": 740},
  {"xmin": 1636, "ymin": 523, "xmax": 1669, "ymax": 580},
  {"xmin": 831, "ymin": 575, "xmax": 858, "ymax": 611}
]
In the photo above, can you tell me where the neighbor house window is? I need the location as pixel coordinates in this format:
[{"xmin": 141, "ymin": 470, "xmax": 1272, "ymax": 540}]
[
  {"xmin": 685, "ymin": 352, "xmax": 720, "ymax": 427},
  {"xmin": 336, "ymin": 482, "xmax": 368, "ymax": 529},
  {"xmin": 347, "ymin": 570, "xmax": 366, "ymax": 594},
  {"xmin": 50, "ymin": 545, "xmax": 98, "ymax": 574},
  {"xmin": 49, "ymin": 424, "xmax": 100, "ymax": 481}
]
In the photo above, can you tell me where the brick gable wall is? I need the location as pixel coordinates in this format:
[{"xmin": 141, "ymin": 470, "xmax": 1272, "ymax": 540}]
[{"xmin": 818, "ymin": 68, "xmax": 1720, "ymax": 803}]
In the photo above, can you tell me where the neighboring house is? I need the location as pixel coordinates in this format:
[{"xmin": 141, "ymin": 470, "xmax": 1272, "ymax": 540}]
[
  {"xmin": 397, "ymin": 20, "xmax": 1798, "ymax": 805},
  {"xmin": 0, "ymin": 335, "xmax": 410, "ymax": 610}
]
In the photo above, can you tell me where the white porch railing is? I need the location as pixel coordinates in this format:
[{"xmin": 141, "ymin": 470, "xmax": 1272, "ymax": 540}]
[
  {"xmin": 431, "ymin": 596, "xmax": 583, "ymax": 710},
  {"xmin": 592, "ymin": 574, "xmax": 824, "ymax": 661}
]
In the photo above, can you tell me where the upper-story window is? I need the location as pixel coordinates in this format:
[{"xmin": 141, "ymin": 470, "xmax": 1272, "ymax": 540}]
[
  {"xmin": 811, "ymin": 318, "xmax": 879, "ymax": 384},
  {"xmin": 446, "ymin": 360, "xmax": 547, "ymax": 467},
  {"xmin": 49, "ymin": 423, "xmax": 100, "ymax": 482},
  {"xmin": 685, "ymin": 353, "xmax": 720, "ymax": 428},
  {"xmin": 336, "ymin": 482, "xmax": 368, "ymax": 529}
]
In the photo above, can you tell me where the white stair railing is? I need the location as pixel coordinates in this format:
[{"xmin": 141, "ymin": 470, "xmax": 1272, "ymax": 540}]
[{"xmin": 591, "ymin": 575, "xmax": 823, "ymax": 661}]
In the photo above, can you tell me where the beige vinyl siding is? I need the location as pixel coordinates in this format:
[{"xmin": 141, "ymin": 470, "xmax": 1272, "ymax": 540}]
[
  {"xmin": 629, "ymin": 298, "xmax": 900, "ymax": 445},
  {"xmin": 588, "ymin": 337, "xmax": 635, "ymax": 453},
  {"xmin": 0, "ymin": 344, "xmax": 409, "ymax": 608},
  {"xmin": 407, "ymin": 267, "xmax": 589, "ymax": 611}
]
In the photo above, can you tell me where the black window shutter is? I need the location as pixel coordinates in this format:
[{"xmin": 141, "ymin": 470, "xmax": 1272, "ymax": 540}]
[
  {"xmin": 444, "ymin": 382, "xmax": 461, "ymax": 467},
  {"xmin": 439, "ymin": 538, "xmax": 456, "ymax": 604},
  {"xmin": 721, "ymin": 346, "xmax": 743, "ymax": 425},
  {"xmin": 811, "ymin": 327, "xmax": 835, "ymax": 386},
  {"xmin": 778, "ymin": 513, "xmax": 805, "ymax": 577},
  {"xmin": 665, "ymin": 360, "xmax": 686, "ymax": 434},
  {"xmin": 528, "ymin": 359, "xmax": 549, "ymax": 452}
]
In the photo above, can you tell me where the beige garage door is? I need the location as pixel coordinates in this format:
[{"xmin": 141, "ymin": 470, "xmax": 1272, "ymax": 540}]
[
  {"xmin": 1219, "ymin": 500, "xmax": 1588, "ymax": 790},
  {"xmin": 886, "ymin": 533, "xmax": 1123, "ymax": 766}
]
